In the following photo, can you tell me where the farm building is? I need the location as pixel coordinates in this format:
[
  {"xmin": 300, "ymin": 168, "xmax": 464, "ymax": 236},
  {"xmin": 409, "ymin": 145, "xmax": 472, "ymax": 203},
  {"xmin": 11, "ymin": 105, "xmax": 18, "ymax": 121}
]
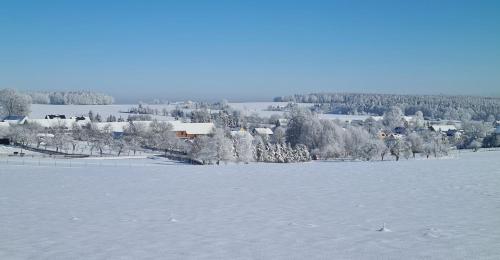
[
  {"xmin": 94, "ymin": 121, "xmax": 215, "ymax": 139},
  {"xmin": 169, "ymin": 121, "xmax": 215, "ymax": 139},
  {"xmin": 429, "ymin": 124, "xmax": 457, "ymax": 133}
]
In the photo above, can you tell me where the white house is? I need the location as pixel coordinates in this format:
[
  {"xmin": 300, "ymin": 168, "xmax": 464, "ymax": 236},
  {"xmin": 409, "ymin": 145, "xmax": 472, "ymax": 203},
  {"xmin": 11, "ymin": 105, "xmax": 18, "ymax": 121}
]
[{"xmin": 94, "ymin": 121, "xmax": 215, "ymax": 139}]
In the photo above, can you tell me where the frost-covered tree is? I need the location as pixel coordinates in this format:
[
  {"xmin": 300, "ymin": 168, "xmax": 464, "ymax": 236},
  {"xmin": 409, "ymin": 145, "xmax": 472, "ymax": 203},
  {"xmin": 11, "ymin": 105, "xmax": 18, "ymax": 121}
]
[
  {"xmin": 0, "ymin": 88, "xmax": 31, "ymax": 116},
  {"xmin": 148, "ymin": 121, "xmax": 178, "ymax": 156},
  {"xmin": 112, "ymin": 138, "xmax": 129, "ymax": 156},
  {"xmin": 233, "ymin": 131, "xmax": 254, "ymax": 163},
  {"xmin": 275, "ymin": 92, "xmax": 500, "ymax": 121},
  {"xmin": 7, "ymin": 123, "xmax": 40, "ymax": 152},
  {"xmin": 212, "ymin": 128, "xmax": 234, "ymax": 163},
  {"xmin": 461, "ymin": 121, "xmax": 491, "ymax": 149},
  {"xmin": 92, "ymin": 124, "xmax": 113, "ymax": 156},
  {"xmin": 286, "ymin": 107, "xmax": 316, "ymax": 147},
  {"xmin": 414, "ymin": 111, "xmax": 425, "ymax": 128},
  {"xmin": 190, "ymin": 136, "xmax": 217, "ymax": 164},
  {"xmin": 407, "ymin": 132, "xmax": 424, "ymax": 158},
  {"xmin": 382, "ymin": 106, "xmax": 404, "ymax": 130},
  {"xmin": 272, "ymin": 126, "xmax": 287, "ymax": 144},
  {"xmin": 385, "ymin": 137, "xmax": 410, "ymax": 161},
  {"xmin": 123, "ymin": 122, "xmax": 146, "ymax": 155},
  {"xmin": 190, "ymin": 109, "xmax": 211, "ymax": 123},
  {"xmin": 467, "ymin": 140, "xmax": 482, "ymax": 152},
  {"xmin": 344, "ymin": 126, "xmax": 371, "ymax": 159},
  {"xmin": 317, "ymin": 120, "xmax": 344, "ymax": 159},
  {"xmin": 28, "ymin": 91, "xmax": 114, "ymax": 105},
  {"xmin": 47, "ymin": 124, "xmax": 69, "ymax": 153},
  {"xmin": 359, "ymin": 138, "xmax": 387, "ymax": 161},
  {"xmin": 422, "ymin": 133, "xmax": 449, "ymax": 158}
]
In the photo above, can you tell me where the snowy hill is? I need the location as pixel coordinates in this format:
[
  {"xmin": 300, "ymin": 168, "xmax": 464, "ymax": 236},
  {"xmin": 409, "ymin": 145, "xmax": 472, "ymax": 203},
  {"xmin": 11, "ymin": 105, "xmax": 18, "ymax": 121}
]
[{"xmin": 1, "ymin": 151, "xmax": 499, "ymax": 259}]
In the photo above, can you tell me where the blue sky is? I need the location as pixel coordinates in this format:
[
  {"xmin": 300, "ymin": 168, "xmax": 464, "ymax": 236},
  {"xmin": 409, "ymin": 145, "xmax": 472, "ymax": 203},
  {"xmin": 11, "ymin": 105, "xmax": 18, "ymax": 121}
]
[{"xmin": 1, "ymin": 0, "xmax": 499, "ymax": 102}]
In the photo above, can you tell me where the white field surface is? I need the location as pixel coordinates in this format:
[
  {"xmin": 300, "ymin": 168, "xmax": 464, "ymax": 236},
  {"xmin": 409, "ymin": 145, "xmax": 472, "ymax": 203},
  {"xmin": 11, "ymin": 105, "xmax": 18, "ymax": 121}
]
[
  {"xmin": 1, "ymin": 151, "xmax": 500, "ymax": 259},
  {"xmin": 29, "ymin": 102, "xmax": 368, "ymax": 121},
  {"xmin": 29, "ymin": 103, "xmax": 292, "ymax": 119}
]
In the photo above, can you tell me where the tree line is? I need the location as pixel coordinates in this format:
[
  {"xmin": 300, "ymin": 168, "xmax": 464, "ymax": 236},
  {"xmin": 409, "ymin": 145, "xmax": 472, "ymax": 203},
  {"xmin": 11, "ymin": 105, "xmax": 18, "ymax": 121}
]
[
  {"xmin": 28, "ymin": 91, "xmax": 114, "ymax": 105},
  {"xmin": 274, "ymin": 92, "xmax": 500, "ymax": 121}
]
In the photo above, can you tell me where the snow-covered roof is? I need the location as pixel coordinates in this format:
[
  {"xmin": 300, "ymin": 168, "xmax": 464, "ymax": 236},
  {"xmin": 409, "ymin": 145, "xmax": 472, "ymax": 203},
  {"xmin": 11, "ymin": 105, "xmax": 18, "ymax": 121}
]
[
  {"xmin": 2, "ymin": 115, "xmax": 28, "ymax": 124},
  {"xmin": 28, "ymin": 118, "xmax": 91, "ymax": 129},
  {"xmin": 253, "ymin": 128, "xmax": 273, "ymax": 135},
  {"xmin": 430, "ymin": 124, "xmax": 457, "ymax": 132},
  {"xmin": 2, "ymin": 115, "xmax": 27, "ymax": 121},
  {"xmin": 0, "ymin": 122, "xmax": 9, "ymax": 129},
  {"xmin": 169, "ymin": 121, "xmax": 215, "ymax": 135}
]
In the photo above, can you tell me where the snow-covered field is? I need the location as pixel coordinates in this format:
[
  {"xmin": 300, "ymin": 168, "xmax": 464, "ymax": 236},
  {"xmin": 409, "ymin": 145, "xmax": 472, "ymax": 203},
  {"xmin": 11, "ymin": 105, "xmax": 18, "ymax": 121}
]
[
  {"xmin": 29, "ymin": 102, "xmax": 356, "ymax": 120},
  {"xmin": 29, "ymin": 103, "xmax": 292, "ymax": 119},
  {"xmin": 1, "ymin": 151, "xmax": 499, "ymax": 259}
]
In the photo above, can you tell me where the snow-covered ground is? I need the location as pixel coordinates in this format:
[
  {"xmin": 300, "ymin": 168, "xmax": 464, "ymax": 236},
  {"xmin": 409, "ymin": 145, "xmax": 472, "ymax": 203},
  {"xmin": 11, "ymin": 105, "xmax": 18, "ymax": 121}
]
[
  {"xmin": 1, "ymin": 151, "xmax": 499, "ymax": 259},
  {"xmin": 29, "ymin": 104, "xmax": 174, "ymax": 120},
  {"xmin": 29, "ymin": 103, "xmax": 378, "ymax": 123}
]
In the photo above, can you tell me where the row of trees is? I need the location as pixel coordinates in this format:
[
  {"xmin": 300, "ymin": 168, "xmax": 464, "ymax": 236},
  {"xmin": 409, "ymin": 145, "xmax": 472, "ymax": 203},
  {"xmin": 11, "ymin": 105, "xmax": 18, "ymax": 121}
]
[
  {"xmin": 285, "ymin": 107, "xmax": 450, "ymax": 161},
  {"xmin": 2, "ymin": 120, "xmax": 310, "ymax": 164},
  {"xmin": 1, "ymin": 89, "xmax": 115, "ymax": 117},
  {"xmin": 190, "ymin": 130, "xmax": 310, "ymax": 164},
  {"xmin": 28, "ymin": 91, "xmax": 114, "ymax": 105},
  {"xmin": 275, "ymin": 93, "xmax": 500, "ymax": 121}
]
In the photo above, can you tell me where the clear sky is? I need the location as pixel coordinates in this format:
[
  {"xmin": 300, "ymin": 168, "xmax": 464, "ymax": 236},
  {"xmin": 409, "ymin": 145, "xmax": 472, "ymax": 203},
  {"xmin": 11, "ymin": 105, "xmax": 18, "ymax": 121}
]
[{"xmin": 1, "ymin": 0, "xmax": 499, "ymax": 102}]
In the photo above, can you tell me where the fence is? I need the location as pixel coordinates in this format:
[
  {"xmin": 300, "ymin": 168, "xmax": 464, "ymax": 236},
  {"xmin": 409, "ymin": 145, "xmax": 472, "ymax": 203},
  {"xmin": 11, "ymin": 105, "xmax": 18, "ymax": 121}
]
[{"xmin": 0, "ymin": 154, "xmax": 185, "ymax": 168}]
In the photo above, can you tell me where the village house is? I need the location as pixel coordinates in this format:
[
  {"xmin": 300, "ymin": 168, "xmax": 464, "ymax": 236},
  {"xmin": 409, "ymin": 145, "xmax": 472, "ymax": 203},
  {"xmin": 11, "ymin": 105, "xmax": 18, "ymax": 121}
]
[
  {"xmin": 170, "ymin": 121, "xmax": 215, "ymax": 139},
  {"xmin": 252, "ymin": 127, "xmax": 273, "ymax": 136},
  {"xmin": 276, "ymin": 118, "xmax": 288, "ymax": 127},
  {"xmin": 429, "ymin": 124, "xmax": 457, "ymax": 133}
]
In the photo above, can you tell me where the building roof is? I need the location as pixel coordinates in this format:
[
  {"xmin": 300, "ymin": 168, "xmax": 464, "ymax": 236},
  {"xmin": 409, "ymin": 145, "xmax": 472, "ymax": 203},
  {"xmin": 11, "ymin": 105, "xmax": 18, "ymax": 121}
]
[
  {"xmin": 253, "ymin": 127, "xmax": 273, "ymax": 135},
  {"xmin": 495, "ymin": 126, "xmax": 500, "ymax": 134},
  {"xmin": 430, "ymin": 124, "xmax": 457, "ymax": 132},
  {"xmin": 169, "ymin": 121, "xmax": 215, "ymax": 135},
  {"xmin": 2, "ymin": 115, "xmax": 27, "ymax": 122}
]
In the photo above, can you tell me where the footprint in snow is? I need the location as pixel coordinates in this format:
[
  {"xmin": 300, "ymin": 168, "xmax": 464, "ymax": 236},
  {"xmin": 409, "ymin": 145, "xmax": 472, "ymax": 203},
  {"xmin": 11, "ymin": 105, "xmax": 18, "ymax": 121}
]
[
  {"xmin": 377, "ymin": 223, "xmax": 391, "ymax": 232},
  {"xmin": 423, "ymin": 228, "xmax": 441, "ymax": 238}
]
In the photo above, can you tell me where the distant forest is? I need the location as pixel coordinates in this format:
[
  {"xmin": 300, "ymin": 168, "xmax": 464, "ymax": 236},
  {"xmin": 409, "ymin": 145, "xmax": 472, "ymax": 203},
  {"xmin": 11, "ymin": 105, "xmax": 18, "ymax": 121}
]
[
  {"xmin": 274, "ymin": 93, "xmax": 500, "ymax": 121},
  {"xmin": 28, "ymin": 91, "xmax": 115, "ymax": 105}
]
